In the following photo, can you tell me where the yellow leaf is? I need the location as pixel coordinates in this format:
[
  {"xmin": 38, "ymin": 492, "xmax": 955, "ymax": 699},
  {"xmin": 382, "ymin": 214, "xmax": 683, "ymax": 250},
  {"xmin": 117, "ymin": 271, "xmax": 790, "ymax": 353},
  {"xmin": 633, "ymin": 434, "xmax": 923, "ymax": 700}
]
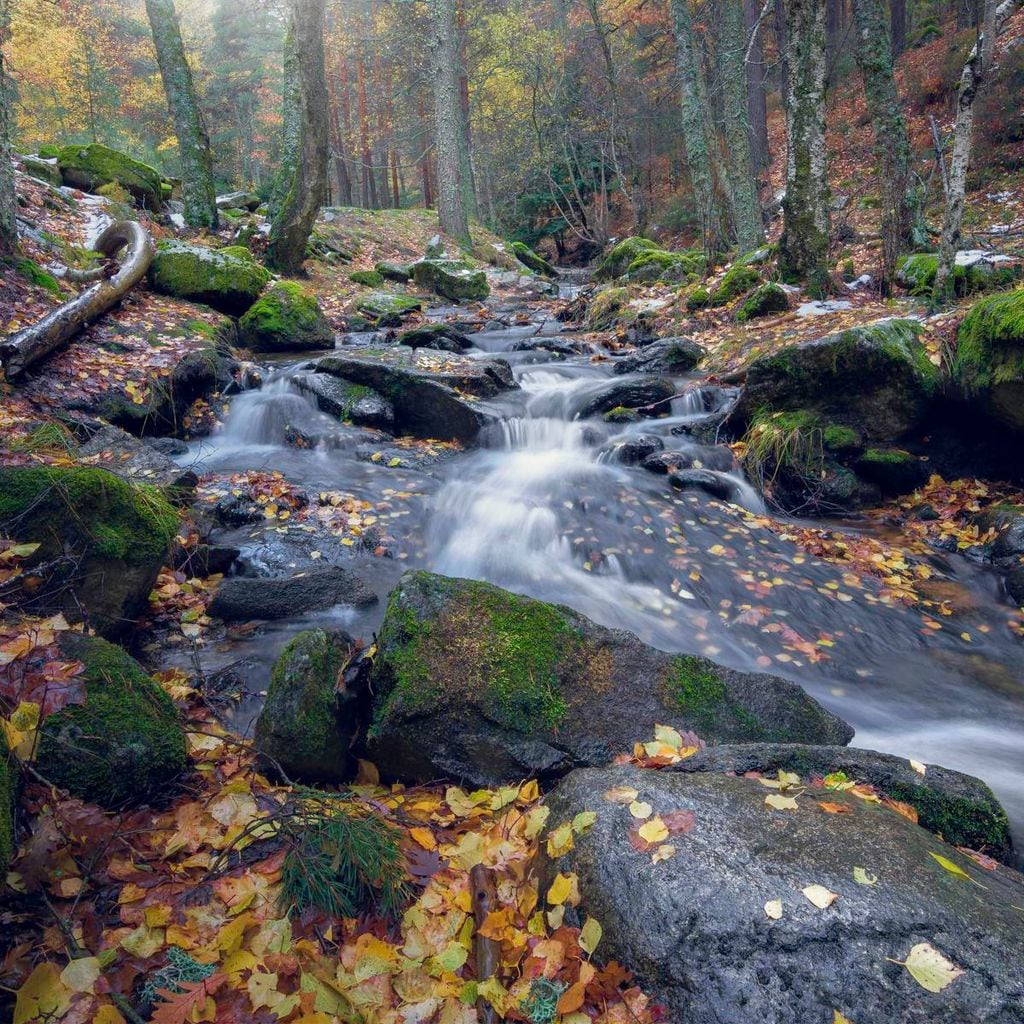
[
  {"xmin": 478, "ymin": 977, "xmax": 511, "ymax": 1016},
  {"xmin": 852, "ymin": 867, "xmax": 877, "ymax": 886},
  {"xmin": 909, "ymin": 759, "xmax": 926, "ymax": 775},
  {"xmin": 889, "ymin": 941, "xmax": 965, "ymax": 993},
  {"xmin": 638, "ymin": 816, "xmax": 669, "ymax": 844},
  {"xmin": 765, "ymin": 794, "xmax": 799, "ymax": 811},
  {"xmin": 93, "ymin": 1005, "xmax": 128, "ymax": 1024},
  {"xmin": 579, "ymin": 917, "xmax": 602, "ymax": 955},
  {"xmin": 628, "ymin": 800, "xmax": 653, "ymax": 820},
  {"xmin": 60, "ymin": 957, "xmax": 101, "ymax": 994},
  {"xmin": 524, "ymin": 805, "xmax": 550, "ymax": 840},
  {"xmin": 572, "ymin": 810, "xmax": 596, "ymax": 834},
  {"xmin": 764, "ymin": 899, "xmax": 783, "ymax": 920},
  {"xmin": 547, "ymin": 872, "xmax": 574, "ymax": 905},
  {"xmin": 833, "ymin": 1013, "xmax": 854, "ymax": 1024},
  {"xmin": 929, "ymin": 851, "xmax": 984, "ymax": 887},
  {"xmin": 546, "ymin": 821, "xmax": 574, "ymax": 858},
  {"xmin": 410, "ymin": 827, "xmax": 437, "ymax": 851},
  {"xmin": 603, "ymin": 786, "xmax": 639, "ymax": 804},
  {"xmin": 14, "ymin": 962, "xmax": 72, "ymax": 1024},
  {"xmin": 651, "ymin": 844, "xmax": 676, "ymax": 864},
  {"xmin": 120, "ymin": 923, "xmax": 165, "ymax": 958},
  {"xmin": 801, "ymin": 884, "xmax": 838, "ymax": 909}
]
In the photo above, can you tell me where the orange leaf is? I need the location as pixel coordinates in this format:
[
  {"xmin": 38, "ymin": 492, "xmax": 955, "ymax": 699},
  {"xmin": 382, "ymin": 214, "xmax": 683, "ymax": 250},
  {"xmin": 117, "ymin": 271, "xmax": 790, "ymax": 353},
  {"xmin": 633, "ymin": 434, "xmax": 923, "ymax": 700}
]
[{"xmin": 817, "ymin": 802, "xmax": 852, "ymax": 815}]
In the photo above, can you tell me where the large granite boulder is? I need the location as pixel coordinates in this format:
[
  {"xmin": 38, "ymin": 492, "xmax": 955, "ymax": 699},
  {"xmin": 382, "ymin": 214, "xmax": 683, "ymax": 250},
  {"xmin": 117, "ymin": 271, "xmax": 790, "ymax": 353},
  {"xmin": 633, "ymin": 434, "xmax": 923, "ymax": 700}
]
[
  {"xmin": 149, "ymin": 241, "xmax": 270, "ymax": 316},
  {"xmin": 208, "ymin": 568, "xmax": 377, "ymax": 622},
  {"xmin": 58, "ymin": 143, "xmax": 163, "ymax": 210},
  {"xmin": 411, "ymin": 259, "xmax": 490, "ymax": 302},
  {"xmin": 613, "ymin": 337, "xmax": 704, "ymax": 375},
  {"xmin": 540, "ymin": 764, "xmax": 1024, "ymax": 1024},
  {"xmin": 575, "ymin": 377, "xmax": 676, "ymax": 419},
  {"xmin": 238, "ymin": 281, "xmax": 334, "ymax": 352},
  {"xmin": 366, "ymin": 572, "xmax": 852, "ymax": 786}
]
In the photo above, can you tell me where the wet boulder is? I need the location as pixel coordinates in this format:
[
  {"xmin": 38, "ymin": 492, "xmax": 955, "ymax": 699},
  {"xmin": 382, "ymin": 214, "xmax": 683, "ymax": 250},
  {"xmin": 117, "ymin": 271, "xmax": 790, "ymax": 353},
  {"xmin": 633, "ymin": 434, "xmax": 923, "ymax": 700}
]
[
  {"xmin": 149, "ymin": 241, "xmax": 270, "ymax": 316},
  {"xmin": 603, "ymin": 434, "xmax": 664, "ymax": 465},
  {"xmin": 613, "ymin": 337, "xmax": 704, "ymax": 375},
  {"xmin": 216, "ymin": 190, "xmax": 261, "ymax": 212},
  {"xmin": 355, "ymin": 291, "xmax": 423, "ymax": 328},
  {"xmin": 0, "ymin": 466, "xmax": 179, "ymax": 638},
  {"xmin": 396, "ymin": 322, "xmax": 472, "ymax": 352},
  {"xmin": 411, "ymin": 259, "xmax": 490, "ymax": 303},
  {"xmin": 669, "ymin": 468, "xmax": 744, "ymax": 503},
  {"xmin": 315, "ymin": 347, "xmax": 516, "ymax": 443},
  {"xmin": 208, "ymin": 568, "xmax": 377, "ymax": 622},
  {"xmin": 953, "ymin": 289, "xmax": 1024, "ymax": 434},
  {"xmin": 732, "ymin": 320, "xmax": 939, "ymax": 441},
  {"xmin": 255, "ymin": 629, "xmax": 359, "ymax": 782},
  {"xmin": 292, "ymin": 372, "xmax": 395, "ymax": 431},
  {"xmin": 594, "ymin": 236, "xmax": 659, "ymax": 281},
  {"xmin": 667, "ymin": 742, "xmax": 1012, "ymax": 860},
  {"xmin": 366, "ymin": 572, "xmax": 852, "ymax": 786},
  {"xmin": 78, "ymin": 425, "xmax": 197, "ymax": 499},
  {"xmin": 58, "ymin": 143, "xmax": 163, "ymax": 210},
  {"xmin": 575, "ymin": 377, "xmax": 676, "ymax": 419},
  {"xmin": 736, "ymin": 282, "xmax": 789, "ymax": 322},
  {"xmin": 540, "ymin": 764, "xmax": 1024, "ymax": 1024},
  {"xmin": 853, "ymin": 446, "xmax": 930, "ymax": 496},
  {"xmin": 35, "ymin": 634, "xmax": 188, "ymax": 807},
  {"xmin": 238, "ymin": 282, "xmax": 334, "ymax": 352},
  {"xmin": 643, "ymin": 444, "xmax": 737, "ymax": 475}
]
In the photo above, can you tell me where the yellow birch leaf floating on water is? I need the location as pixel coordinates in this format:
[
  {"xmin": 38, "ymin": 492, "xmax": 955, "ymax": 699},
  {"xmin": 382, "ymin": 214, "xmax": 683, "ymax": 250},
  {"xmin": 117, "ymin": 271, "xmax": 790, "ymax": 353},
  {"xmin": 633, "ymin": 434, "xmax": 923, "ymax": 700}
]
[
  {"xmin": 801, "ymin": 884, "xmax": 839, "ymax": 909},
  {"xmin": 764, "ymin": 899, "xmax": 783, "ymax": 920},
  {"xmin": 579, "ymin": 917, "xmax": 603, "ymax": 955},
  {"xmin": 887, "ymin": 941, "xmax": 965, "ymax": 993},
  {"xmin": 638, "ymin": 816, "xmax": 669, "ymax": 844},
  {"xmin": 853, "ymin": 866, "xmax": 878, "ymax": 886},
  {"xmin": 765, "ymin": 793, "xmax": 799, "ymax": 811},
  {"xmin": 928, "ymin": 851, "xmax": 986, "ymax": 888}
]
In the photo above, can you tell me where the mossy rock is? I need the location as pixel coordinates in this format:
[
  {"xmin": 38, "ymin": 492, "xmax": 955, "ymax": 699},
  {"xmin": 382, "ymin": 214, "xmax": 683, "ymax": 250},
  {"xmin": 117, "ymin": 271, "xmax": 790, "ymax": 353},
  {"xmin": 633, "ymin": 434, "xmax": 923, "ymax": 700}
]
[
  {"xmin": 57, "ymin": 143, "xmax": 163, "ymax": 210},
  {"xmin": 736, "ymin": 282, "xmax": 788, "ymax": 322},
  {"xmin": 709, "ymin": 265, "xmax": 761, "ymax": 306},
  {"xmin": 585, "ymin": 286, "xmax": 635, "ymax": 330},
  {"xmin": 355, "ymin": 291, "xmax": 422, "ymax": 328},
  {"xmin": 896, "ymin": 252, "xmax": 1022, "ymax": 297},
  {"xmin": 238, "ymin": 281, "xmax": 333, "ymax": 352},
  {"xmin": 149, "ymin": 240, "xmax": 270, "ymax": 316},
  {"xmin": 375, "ymin": 261, "xmax": 412, "ymax": 283},
  {"xmin": 0, "ymin": 466, "xmax": 179, "ymax": 637},
  {"xmin": 732, "ymin": 319, "xmax": 939, "ymax": 442},
  {"xmin": 953, "ymin": 288, "xmax": 1024, "ymax": 432},
  {"xmin": 367, "ymin": 571, "xmax": 852, "ymax": 786},
  {"xmin": 35, "ymin": 635, "xmax": 187, "ymax": 807},
  {"xmin": 594, "ymin": 237, "xmax": 659, "ymax": 281},
  {"xmin": 15, "ymin": 258, "xmax": 62, "ymax": 296},
  {"xmin": 511, "ymin": 241, "xmax": 558, "ymax": 278},
  {"xmin": 20, "ymin": 155, "xmax": 62, "ymax": 187},
  {"xmin": 686, "ymin": 286, "xmax": 712, "ymax": 311},
  {"xmin": 350, "ymin": 269, "xmax": 385, "ymax": 288},
  {"xmin": 254, "ymin": 630, "xmax": 356, "ymax": 782},
  {"xmin": 736, "ymin": 244, "xmax": 775, "ymax": 267},
  {"xmin": 625, "ymin": 249, "xmax": 703, "ymax": 285},
  {"xmin": 411, "ymin": 259, "xmax": 490, "ymax": 303},
  {"xmin": 37, "ymin": 144, "xmax": 61, "ymax": 160},
  {"xmin": 854, "ymin": 447, "xmax": 929, "ymax": 495},
  {"xmin": 603, "ymin": 405, "xmax": 641, "ymax": 423},
  {"xmin": 0, "ymin": 731, "xmax": 14, "ymax": 878}
]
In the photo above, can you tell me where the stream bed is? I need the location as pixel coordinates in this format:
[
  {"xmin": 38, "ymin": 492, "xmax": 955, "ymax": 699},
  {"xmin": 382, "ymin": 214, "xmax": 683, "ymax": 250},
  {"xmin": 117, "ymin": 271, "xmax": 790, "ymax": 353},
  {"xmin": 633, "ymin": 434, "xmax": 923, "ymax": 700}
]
[{"xmin": 175, "ymin": 296, "xmax": 1024, "ymax": 837}]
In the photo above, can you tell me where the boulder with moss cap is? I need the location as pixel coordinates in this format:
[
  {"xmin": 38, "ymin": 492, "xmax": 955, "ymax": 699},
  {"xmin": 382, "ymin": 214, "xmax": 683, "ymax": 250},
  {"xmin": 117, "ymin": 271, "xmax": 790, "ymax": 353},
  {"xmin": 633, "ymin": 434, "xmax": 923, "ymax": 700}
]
[
  {"xmin": 0, "ymin": 466, "xmax": 179, "ymax": 637},
  {"xmin": 57, "ymin": 143, "xmax": 163, "ymax": 210},
  {"xmin": 34, "ymin": 634, "xmax": 187, "ymax": 807},
  {"xmin": 238, "ymin": 281, "xmax": 334, "ymax": 352},
  {"xmin": 149, "ymin": 240, "xmax": 270, "ymax": 316},
  {"xmin": 367, "ymin": 571, "xmax": 852, "ymax": 785}
]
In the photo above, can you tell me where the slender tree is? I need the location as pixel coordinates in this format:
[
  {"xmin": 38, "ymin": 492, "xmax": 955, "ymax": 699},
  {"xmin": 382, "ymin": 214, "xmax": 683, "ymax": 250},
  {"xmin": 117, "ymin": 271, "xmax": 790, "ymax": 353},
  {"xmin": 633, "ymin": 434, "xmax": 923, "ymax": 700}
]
[
  {"xmin": 933, "ymin": 0, "xmax": 1023, "ymax": 302},
  {"xmin": 778, "ymin": 0, "xmax": 831, "ymax": 292},
  {"xmin": 744, "ymin": 0, "xmax": 771, "ymax": 172},
  {"xmin": 267, "ymin": 0, "xmax": 329, "ymax": 274},
  {"xmin": 145, "ymin": 0, "xmax": 218, "ymax": 229},
  {"xmin": 0, "ymin": 0, "xmax": 17, "ymax": 255},
  {"xmin": 851, "ymin": 0, "xmax": 918, "ymax": 288},
  {"xmin": 426, "ymin": 0, "xmax": 470, "ymax": 244},
  {"xmin": 270, "ymin": 15, "xmax": 302, "ymax": 217}
]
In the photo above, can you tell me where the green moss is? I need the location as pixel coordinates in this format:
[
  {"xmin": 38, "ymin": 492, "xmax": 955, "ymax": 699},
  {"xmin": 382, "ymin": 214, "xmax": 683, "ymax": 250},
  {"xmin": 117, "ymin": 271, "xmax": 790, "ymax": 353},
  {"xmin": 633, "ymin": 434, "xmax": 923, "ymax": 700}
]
[
  {"xmin": 736, "ymin": 282, "xmax": 788, "ymax": 322},
  {"xmin": 375, "ymin": 261, "xmax": 412, "ymax": 282},
  {"xmin": 38, "ymin": 144, "xmax": 61, "ymax": 159},
  {"xmin": 217, "ymin": 245, "xmax": 255, "ymax": 262},
  {"xmin": 238, "ymin": 281, "xmax": 332, "ymax": 351},
  {"xmin": 0, "ymin": 731, "xmax": 14, "ymax": 876},
  {"xmin": 664, "ymin": 655, "xmax": 765, "ymax": 739},
  {"xmin": 350, "ymin": 269, "xmax": 385, "ymax": 287},
  {"xmin": 511, "ymin": 241, "xmax": 558, "ymax": 278},
  {"xmin": 710, "ymin": 265, "xmax": 761, "ymax": 305},
  {"xmin": 741, "ymin": 409, "xmax": 826, "ymax": 485},
  {"xmin": 35, "ymin": 635, "xmax": 187, "ymax": 806},
  {"xmin": 860, "ymin": 447, "xmax": 913, "ymax": 465},
  {"xmin": 355, "ymin": 291, "xmax": 422, "ymax": 327},
  {"xmin": 16, "ymin": 258, "xmax": 62, "ymax": 296},
  {"xmin": 686, "ymin": 286, "xmax": 712, "ymax": 311},
  {"xmin": 625, "ymin": 249, "xmax": 702, "ymax": 283},
  {"xmin": 822, "ymin": 423, "xmax": 861, "ymax": 452},
  {"xmin": 96, "ymin": 182, "xmax": 131, "ymax": 205},
  {"xmin": 256, "ymin": 630, "xmax": 352, "ymax": 781},
  {"xmin": 412, "ymin": 259, "xmax": 490, "ymax": 302},
  {"xmin": 898, "ymin": 253, "xmax": 1021, "ymax": 297},
  {"xmin": 0, "ymin": 466, "xmax": 179, "ymax": 567},
  {"xmin": 602, "ymin": 405, "xmax": 640, "ymax": 423},
  {"xmin": 57, "ymin": 143, "xmax": 163, "ymax": 209},
  {"xmin": 594, "ymin": 236, "xmax": 659, "ymax": 281},
  {"xmin": 886, "ymin": 780, "xmax": 1010, "ymax": 852},
  {"xmin": 585, "ymin": 286, "xmax": 632, "ymax": 329},
  {"xmin": 374, "ymin": 575, "xmax": 575, "ymax": 736},
  {"xmin": 149, "ymin": 240, "xmax": 270, "ymax": 316},
  {"xmin": 954, "ymin": 288, "xmax": 1024, "ymax": 395}
]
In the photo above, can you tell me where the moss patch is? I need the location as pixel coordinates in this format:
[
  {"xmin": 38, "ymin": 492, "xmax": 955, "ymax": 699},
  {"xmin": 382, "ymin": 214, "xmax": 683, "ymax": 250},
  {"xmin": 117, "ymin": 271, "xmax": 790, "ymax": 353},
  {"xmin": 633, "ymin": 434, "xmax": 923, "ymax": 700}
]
[
  {"xmin": 511, "ymin": 241, "xmax": 558, "ymax": 278},
  {"xmin": 594, "ymin": 236, "xmax": 659, "ymax": 281},
  {"xmin": 736, "ymin": 282, "xmax": 788, "ymax": 322},
  {"xmin": 886, "ymin": 780, "xmax": 1009, "ymax": 852},
  {"xmin": 350, "ymin": 269, "xmax": 385, "ymax": 288},
  {"xmin": 238, "ymin": 281, "xmax": 333, "ymax": 352},
  {"xmin": 625, "ymin": 249, "xmax": 702, "ymax": 283},
  {"xmin": 710, "ymin": 265, "xmax": 761, "ymax": 305},
  {"xmin": 898, "ymin": 253, "xmax": 1021, "ymax": 297},
  {"xmin": 57, "ymin": 143, "xmax": 163, "ymax": 209},
  {"xmin": 35, "ymin": 635, "xmax": 187, "ymax": 806},
  {"xmin": 954, "ymin": 288, "xmax": 1024, "ymax": 397},
  {"xmin": 663, "ymin": 656, "xmax": 763, "ymax": 739},
  {"xmin": 15, "ymin": 258, "xmax": 62, "ymax": 296},
  {"xmin": 149, "ymin": 240, "xmax": 270, "ymax": 316}
]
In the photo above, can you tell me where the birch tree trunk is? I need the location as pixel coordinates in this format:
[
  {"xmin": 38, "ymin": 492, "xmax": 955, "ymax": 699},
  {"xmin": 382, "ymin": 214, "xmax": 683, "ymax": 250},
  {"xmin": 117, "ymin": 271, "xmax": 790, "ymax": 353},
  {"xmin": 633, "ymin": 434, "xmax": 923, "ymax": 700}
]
[
  {"xmin": 932, "ymin": 0, "xmax": 1022, "ymax": 303},
  {"xmin": 0, "ymin": 0, "xmax": 17, "ymax": 256},
  {"xmin": 720, "ymin": 0, "xmax": 764, "ymax": 251},
  {"xmin": 144, "ymin": 0, "xmax": 218, "ymax": 229},
  {"xmin": 267, "ymin": 0, "xmax": 329, "ymax": 274},
  {"xmin": 670, "ymin": 0, "xmax": 725, "ymax": 252},
  {"xmin": 851, "ymin": 0, "xmax": 919, "ymax": 287},
  {"xmin": 778, "ymin": 0, "xmax": 831, "ymax": 293},
  {"xmin": 426, "ymin": 0, "xmax": 471, "ymax": 244}
]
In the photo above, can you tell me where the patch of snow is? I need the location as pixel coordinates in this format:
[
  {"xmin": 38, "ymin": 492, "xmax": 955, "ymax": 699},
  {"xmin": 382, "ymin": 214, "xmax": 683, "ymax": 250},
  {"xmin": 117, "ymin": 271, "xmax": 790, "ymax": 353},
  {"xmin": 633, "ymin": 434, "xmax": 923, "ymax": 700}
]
[
  {"xmin": 795, "ymin": 299, "xmax": 852, "ymax": 317},
  {"xmin": 846, "ymin": 274, "xmax": 874, "ymax": 291},
  {"xmin": 169, "ymin": 213, "xmax": 186, "ymax": 230},
  {"xmin": 955, "ymin": 249, "xmax": 1012, "ymax": 267}
]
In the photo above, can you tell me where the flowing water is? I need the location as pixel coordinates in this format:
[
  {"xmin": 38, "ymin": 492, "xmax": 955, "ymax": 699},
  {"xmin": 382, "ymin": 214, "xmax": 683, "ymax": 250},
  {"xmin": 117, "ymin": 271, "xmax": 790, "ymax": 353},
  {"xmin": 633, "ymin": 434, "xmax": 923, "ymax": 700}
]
[{"xmin": 178, "ymin": 298, "xmax": 1024, "ymax": 836}]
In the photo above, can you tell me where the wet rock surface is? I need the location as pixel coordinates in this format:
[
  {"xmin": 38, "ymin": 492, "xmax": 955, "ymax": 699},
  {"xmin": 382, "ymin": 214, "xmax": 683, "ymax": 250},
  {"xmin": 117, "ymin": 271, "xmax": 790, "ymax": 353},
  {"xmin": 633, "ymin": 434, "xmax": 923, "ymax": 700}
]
[{"xmin": 208, "ymin": 567, "xmax": 378, "ymax": 621}]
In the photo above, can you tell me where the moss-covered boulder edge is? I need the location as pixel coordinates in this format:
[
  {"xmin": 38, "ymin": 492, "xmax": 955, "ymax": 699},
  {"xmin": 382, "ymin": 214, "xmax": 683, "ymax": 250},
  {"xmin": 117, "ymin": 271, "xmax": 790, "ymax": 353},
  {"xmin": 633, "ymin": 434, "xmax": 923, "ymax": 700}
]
[
  {"xmin": 0, "ymin": 466, "xmax": 180, "ymax": 637},
  {"xmin": 366, "ymin": 571, "xmax": 852, "ymax": 786},
  {"xmin": 149, "ymin": 240, "xmax": 270, "ymax": 316},
  {"xmin": 238, "ymin": 281, "xmax": 333, "ymax": 352},
  {"xmin": 58, "ymin": 143, "xmax": 163, "ymax": 211},
  {"xmin": 35, "ymin": 634, "xmax": 188, "ymax": 807}
]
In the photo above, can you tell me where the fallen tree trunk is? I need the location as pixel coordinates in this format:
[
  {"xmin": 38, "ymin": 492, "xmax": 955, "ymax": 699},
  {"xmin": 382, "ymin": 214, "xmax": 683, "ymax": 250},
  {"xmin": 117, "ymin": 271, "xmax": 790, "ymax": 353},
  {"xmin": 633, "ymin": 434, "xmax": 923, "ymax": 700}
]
[{"xmin": 0, "ymin": 220, "xmax": 155, "ymax": 380}]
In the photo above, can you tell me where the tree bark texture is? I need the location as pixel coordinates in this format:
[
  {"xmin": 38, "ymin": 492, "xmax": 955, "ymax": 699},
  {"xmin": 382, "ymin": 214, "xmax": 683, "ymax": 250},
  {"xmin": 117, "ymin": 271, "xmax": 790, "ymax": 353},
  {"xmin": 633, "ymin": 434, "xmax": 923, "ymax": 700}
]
[
  {"xmin": 426, "ymin": 0, "xmax": 471, "ymax": 244},
  {"xmin": 890, "ymin": 0, "xmax": 907, "ymax": 55},
  {"xmin": 145, "ymin": 0, "xmax": 218, "ymax": 229},
  {"xmin": 0, "ymin": 222, "xmax": 155, "ymax": 379},
  {"xmin": 267, "ymin": 0, "xmax": 329, "ymax": 274},
  {"xmin": 270, "ymin": 15, "xmax": 302, "ymax": 218},
  {"xmin": 744, "ymin": 0, "xmax": 771, "ymax": 171},
  {"xmin": 0, "ymin": 0, "xmax": 16, "ymax": 255},
  {"xmin": 779, "ymin": 0, "xmax": 831, "ymax": 291}
]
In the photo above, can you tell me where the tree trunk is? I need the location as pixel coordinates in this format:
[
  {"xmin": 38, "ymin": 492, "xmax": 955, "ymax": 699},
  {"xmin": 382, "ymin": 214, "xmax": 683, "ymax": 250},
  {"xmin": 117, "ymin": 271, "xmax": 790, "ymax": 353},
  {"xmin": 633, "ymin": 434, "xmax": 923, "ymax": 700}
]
[
  {"xmin": 890, "ymin": 0, "xmax": 907, "ymax": 55},
  {"xmin": 456, "ymin": 0, "xmax": 478, "ymax": 219},
  {"xmin": 851, "ymin": 0, "xmax": 919, "ymax": 287},
  {"xmin": 670, "ymin": 0, "xmax": 726, "ymax": 251},
  {"xmin": 0, "ymin": 0, "xmax": 16, "ymax": 256},
  {"xmin": 270, "ymin": 16, "xmax": 302, "ymax": 218},
  {"xmin": 355, "ymin": 47, "xmax": 377, "ymax": 208},
  {"xmin": 426, "ymin": 0, "xmax": 471, "ymax": 244},
  {"xmin": 933, "ymin": 0, "xmax": 1022, "ymax": 302},
  {"xmin": 778, "ymin": 0, "xmax": 831, "ymax": 293},
  {"xmin": 145, "ymin": 0, "xmax": 218, "ymax": 229},
  {"xmin": 1, "ymin": 222, "xmax": 154, "ymax": 379},
  {"xmin": 720, "ymin": 0, "xmax": 765, "ymax": 250},
  {"xmin": 773, "ymin": 0, "xmax": 792, "ymax": 108},
  {"xmin": 267, "ymin": 0, "xmax": 329, "ymax": 275},
  {"xmin": 744, "ymin": 0, "xmax": 771, "ymax": 171}
]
